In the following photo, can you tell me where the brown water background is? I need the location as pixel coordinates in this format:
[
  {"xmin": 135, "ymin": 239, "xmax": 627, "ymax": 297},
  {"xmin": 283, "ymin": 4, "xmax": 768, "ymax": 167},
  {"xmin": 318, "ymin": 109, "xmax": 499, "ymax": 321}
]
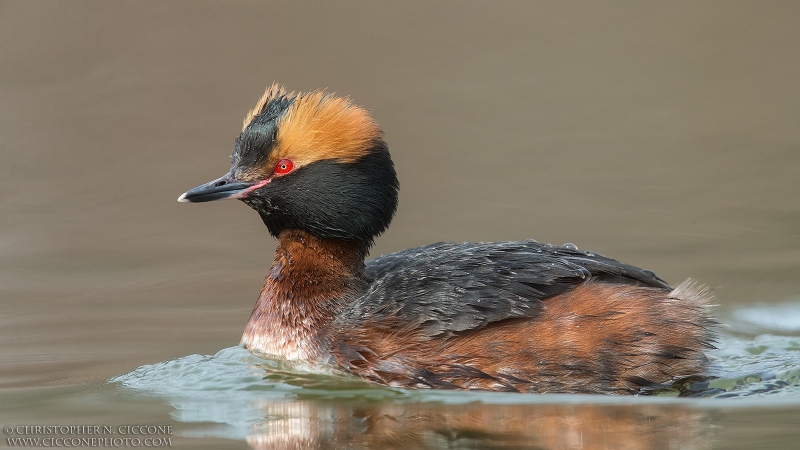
[{"xmin": 2, "ymin": 1, "xmax": 800, "ymax": 449}]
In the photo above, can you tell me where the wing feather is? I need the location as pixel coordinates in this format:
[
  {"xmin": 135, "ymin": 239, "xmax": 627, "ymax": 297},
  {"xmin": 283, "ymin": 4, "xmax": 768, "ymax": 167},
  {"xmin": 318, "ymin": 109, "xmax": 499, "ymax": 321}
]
[{"xmin": 338, "ymin": 241, "xmax": 669, "ymax": 338}]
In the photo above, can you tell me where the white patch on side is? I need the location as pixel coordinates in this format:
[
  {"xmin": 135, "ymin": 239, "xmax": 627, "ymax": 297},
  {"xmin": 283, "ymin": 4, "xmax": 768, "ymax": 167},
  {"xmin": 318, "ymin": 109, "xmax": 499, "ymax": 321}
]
[
  {"xmin": 241, "ymin": 331, "xmax": 314, "ymax": 362},
  {"xmin": 668, "ymin": 278, "xmax": 716, "ymax": 308}
]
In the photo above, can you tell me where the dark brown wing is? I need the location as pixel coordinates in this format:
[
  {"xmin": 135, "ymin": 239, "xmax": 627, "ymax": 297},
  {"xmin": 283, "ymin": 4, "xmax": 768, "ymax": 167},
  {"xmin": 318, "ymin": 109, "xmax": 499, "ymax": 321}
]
[{"xmin": 339, "ymin": 241, "xmax": 670, "ymax": 338}]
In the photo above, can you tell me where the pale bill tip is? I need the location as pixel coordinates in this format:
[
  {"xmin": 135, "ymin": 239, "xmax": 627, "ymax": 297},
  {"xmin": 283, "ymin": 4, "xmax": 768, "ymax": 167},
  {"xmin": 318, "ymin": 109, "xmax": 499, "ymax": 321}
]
[{"xmin": 177, "ymin": 192, "xmax": 189, "ymax": 202}]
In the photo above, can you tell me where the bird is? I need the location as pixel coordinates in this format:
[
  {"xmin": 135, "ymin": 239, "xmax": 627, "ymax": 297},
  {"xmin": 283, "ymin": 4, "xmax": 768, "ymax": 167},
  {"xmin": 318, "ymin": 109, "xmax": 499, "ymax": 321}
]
[{"xmin": 178, "ymin": 84, "xmax": 715, "ymax": 394}]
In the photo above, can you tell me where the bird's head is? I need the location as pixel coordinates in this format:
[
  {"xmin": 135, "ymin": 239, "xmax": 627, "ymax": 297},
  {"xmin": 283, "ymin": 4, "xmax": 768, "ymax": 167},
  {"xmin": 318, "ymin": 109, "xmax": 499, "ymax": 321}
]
[{"xmin": 179, "ymin": 84, "xmax": 399, "ymax": 246}]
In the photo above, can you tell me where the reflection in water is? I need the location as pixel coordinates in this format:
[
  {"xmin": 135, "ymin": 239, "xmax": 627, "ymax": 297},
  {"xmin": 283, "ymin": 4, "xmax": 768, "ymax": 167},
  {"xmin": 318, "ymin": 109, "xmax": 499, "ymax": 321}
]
[{"xmin": 245, "ymin": 400, "xmax": 710, "ymax": 450}]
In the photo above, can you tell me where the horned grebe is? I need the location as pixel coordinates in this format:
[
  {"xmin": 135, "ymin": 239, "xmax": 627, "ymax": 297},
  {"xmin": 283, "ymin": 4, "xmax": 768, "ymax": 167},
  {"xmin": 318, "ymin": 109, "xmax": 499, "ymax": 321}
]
[{"xmin": 178, "ymin": 84, "xmax": 714, "ymax": 394}]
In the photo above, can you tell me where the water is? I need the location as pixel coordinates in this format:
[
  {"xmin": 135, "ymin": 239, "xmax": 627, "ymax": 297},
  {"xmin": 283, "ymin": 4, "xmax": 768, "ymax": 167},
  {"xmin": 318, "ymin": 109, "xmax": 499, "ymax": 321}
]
[
  {"xmin": 109, "ymin": 324, "xmax": 800, "ymax": 447},
  {"xmin": 2, "ymin": 1, "xmax": 800, "ymax": 449},
  {"xmin": 9, "ymin": 315, "xmax": 795, "ymax": 448}
]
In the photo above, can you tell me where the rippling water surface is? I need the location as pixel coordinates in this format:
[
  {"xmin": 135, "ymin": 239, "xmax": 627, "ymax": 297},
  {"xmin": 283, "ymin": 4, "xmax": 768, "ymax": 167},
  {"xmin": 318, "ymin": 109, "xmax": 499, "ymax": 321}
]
[
  {"xmin": 2, "ymin": 2, "xmax": 800, "ymax": 449},
  {"xmin": 109, "ymin": 307, "xmax": 800, "ymax": 448}
]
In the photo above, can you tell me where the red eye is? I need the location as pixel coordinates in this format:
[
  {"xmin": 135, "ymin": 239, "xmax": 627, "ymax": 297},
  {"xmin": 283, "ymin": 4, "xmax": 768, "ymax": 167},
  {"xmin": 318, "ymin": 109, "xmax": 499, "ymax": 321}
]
[{"xmin": 274, "ymin": 159, "xmax": 294, "ymax": 175}]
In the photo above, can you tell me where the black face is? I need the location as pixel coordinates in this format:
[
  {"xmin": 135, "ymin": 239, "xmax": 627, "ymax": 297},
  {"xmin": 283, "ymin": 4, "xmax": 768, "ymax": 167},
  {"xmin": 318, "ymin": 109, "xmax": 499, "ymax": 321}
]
[
  {"xmin": 243, "ymin": 145, "xmax": 399, "ymax": 245},
  {"xmin": 179, "ymin": 94, "xmax": 399, "ymax": 247}
]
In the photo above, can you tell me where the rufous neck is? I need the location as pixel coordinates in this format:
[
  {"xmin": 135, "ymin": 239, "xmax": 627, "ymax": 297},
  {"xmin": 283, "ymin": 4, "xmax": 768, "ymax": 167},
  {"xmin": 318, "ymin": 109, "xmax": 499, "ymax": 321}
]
[
  {"xmin": 272, "ymin": 229, "xmax": 369, "ymax": 283},
  {"xmin": 240, "ymin": 229, "xmax": 369, "ymax": 360}
]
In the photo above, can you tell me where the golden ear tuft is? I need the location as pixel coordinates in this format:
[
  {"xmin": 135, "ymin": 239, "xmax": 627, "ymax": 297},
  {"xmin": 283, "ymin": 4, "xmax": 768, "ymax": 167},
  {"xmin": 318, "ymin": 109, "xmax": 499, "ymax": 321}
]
[{"xmin": 272, "ymin": 90, "xmax": 383, "ymax": 166}]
